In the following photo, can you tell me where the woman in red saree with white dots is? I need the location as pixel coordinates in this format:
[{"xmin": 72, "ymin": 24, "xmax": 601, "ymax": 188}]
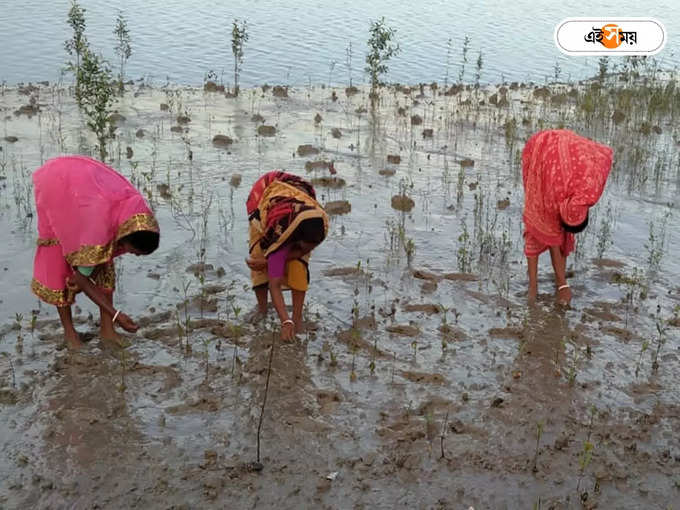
[{"xmin": 522, "ymin": 129, "xmax": 613, "ymax": 305}]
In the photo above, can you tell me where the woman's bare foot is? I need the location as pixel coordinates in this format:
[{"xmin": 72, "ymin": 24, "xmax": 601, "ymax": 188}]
[
  {"xmin": 64, "ymin": 329, "xmax": 85, "ymax": 350},
  {"xmin": 100, "ymin": 328, "xmax": 131, "ymax": 348},
  {"xmin": 528, "ymin": 287, "xmax": 538, "ymax": 306},
  {"xmin": 556, "ymin": 286, "xmax": 572, "ymax": 307}
]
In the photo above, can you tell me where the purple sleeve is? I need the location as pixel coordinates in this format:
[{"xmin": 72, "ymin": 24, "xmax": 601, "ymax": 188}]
[{"xmin": 267, "ymin": 245, "xmax": 291, "ymax": 279}]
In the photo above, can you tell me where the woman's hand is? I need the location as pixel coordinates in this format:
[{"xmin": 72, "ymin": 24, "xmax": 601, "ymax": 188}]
[
  {"xmin": 246, "ymin": 256, "xmax": 267, "ymax": 271},
  {"xmin": 280, "ymin": 320, "xmax": 295, "ymax": 341},
  {"xmin": 116, "ymin": 312, "xmax": 139, "ymax": 333}
]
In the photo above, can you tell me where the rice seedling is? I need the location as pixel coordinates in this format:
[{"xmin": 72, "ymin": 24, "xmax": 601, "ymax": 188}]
[
  {"xmin": 575, "ymin": 406, "xmax": 597, "ymax": 495},
  {"xmin": 113, "ymin": 10, "xmax": 132, "ymax": 94},
  {"xmin": 365, "ymin": 17, "xmax": 400, "ymax": 107},
  {"xmin": 64, "ymin": 0, "xmax": 88, "ymax": 100},
  {"xmin": 231, "ymin": 19, "xmax": 248, "ymax": 96},
  {"xmin": 532, "ymin": 421, "xmax": 544, "ymax": 473}
]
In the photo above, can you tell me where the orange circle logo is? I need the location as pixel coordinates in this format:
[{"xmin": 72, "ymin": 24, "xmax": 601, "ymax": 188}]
[{"xmin": 600, "ymin": 24, "xmax": 622, "ymax": 48}]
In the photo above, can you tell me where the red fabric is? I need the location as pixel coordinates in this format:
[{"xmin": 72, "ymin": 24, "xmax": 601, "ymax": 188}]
[
  {"xmin": 522, "ymin": 130, "xmax": 613, "ymax": 256},
  {"xmin": 246, "ymin": 170, "xmax": 319, "ymax": 254}
]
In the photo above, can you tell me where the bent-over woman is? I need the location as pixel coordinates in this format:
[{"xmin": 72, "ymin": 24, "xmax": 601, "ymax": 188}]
[
  {"xmin": 245, "ymin": 171, "xmax": 329, "ymax": 340},
  {"xmin": 522, "ymin": 129, "xmax": 613, "ymax": 305},
  {"xmin": 31, "ymin": 156, "xmax": 160, "ymax": 349}
]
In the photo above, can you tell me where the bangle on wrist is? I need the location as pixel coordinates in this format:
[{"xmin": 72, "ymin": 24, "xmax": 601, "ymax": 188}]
[
  {"xmin": 112, "ymin": 310, "xmax": 121, "ymax": 323},
  {"xmin": 282, "ymin": 319, "xmax": 294, "ymax": 327},
  {"xmin": 558, "ymin": 284, "xmax": 570, "ymax": 291}
]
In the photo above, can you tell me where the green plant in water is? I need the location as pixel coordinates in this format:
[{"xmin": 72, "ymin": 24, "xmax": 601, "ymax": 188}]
[
  {"xmin": 1, "ymin": 352, "xmax": 16, "ymax": 388},
  {"xmin": 595, "ymin": 202, "xmax": 615, "ymax": 259},
  {"xmin": 64, "ymin": 0, "xmax": 88, "ymax": 100},
  {"xmin": 458, "ymin": 35, "xmax": 470, "ymax": 84},
  {"xmin": 457, "ymin": 217, "xmax": 471, "ymax": 272},
  {"xmin": 118, "ymin": 349, "xmax": 128, "ymax": 392},
  {"xmin": 474, "ymin": 50, "xmax": 483, "ymax": 88},
  {"xmin": 532, "ymin": 421, "xmax": 544, "ymax": 473},
  {"xmin": 77, "ymin": 48, "xmax": 115, "ymax": 161},
  {"xmin": 231, "ymin": 19, "xmax": 249, "ymax": 96},
  {"xmin": 365, "ymin": 17, "xmax": 400, "ymax": 106},
  {"xmin": 651, "ymin": 303, "xmax": 667, "ymax": 372},
  {"xmin": 635, "ymin": 339, "xmax": 649, "ymax": 378},
  {"xmin": 230, "ymin": 305, "xmax": 243, "ymax": 377},
  {"xmin": 113, "ymin": 10, "xmax": 132, "ymax": 94},
  {"xmin": 576, "ymin": 406, "xmax": 597, "ymax": 494}
]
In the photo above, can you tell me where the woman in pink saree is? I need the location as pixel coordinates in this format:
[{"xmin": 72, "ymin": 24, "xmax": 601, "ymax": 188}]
[
  {"xmin": 31, "ymin": 156, "xmax": 160, "ymax": 349},
  {"xmin": 522, "ymin": 129, "xmax": 613, "ymax": 305}
]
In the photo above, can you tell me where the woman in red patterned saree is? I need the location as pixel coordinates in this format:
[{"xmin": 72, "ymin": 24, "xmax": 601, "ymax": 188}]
[
  {"xmin": 522, "ymin": 130, "xmax": 613, "ymax": 305},
  {"xmin": 245, "ymin": 171, "xmax": 329, "ymax": 340},
  {"xmin": 31, "ymin": 156, "xmax": 160, "ymax": 349}
]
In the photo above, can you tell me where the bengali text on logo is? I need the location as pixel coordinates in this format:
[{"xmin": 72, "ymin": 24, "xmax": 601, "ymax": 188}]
[{"xmin": 555, "ymin": 18, "xmax": 665, "ymax": 56}]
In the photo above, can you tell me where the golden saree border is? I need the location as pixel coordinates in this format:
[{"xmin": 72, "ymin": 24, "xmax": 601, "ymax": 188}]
[
  {"xmin": 36, "ymin": 238, "xmax": 60, "ymax": 247},
  {"xmin": 64, "ymin": 213, "xmax": 159, "ymax": 266},
  {"xmin": 116, "ymin": 213, "xmax": 160, "ymax": 239},
  {"xmin": 30, "ymin": 278, "xmax": 71, "ymax": 306},
  {"xmin": 257, "ymin": 180, "xmax": 329, "ymax": 257}
]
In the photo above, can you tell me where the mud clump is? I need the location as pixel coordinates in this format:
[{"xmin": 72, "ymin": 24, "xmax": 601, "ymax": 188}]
[
  {"xmin": 421, "ymin": 281, "xmax": 437, "ymax": 293},
  {"xmin": 156, "ymin": 183, "xmax": 172, "ymax": 199},
  {"xmin": 400, "ymin": 371, "xmax": 447, "ymax": 385},
  {"xmin": 14, "ymin": 104, "xmax": 40, "ymax": 117},
  {"xmin": 135, "ymin": 129, "xmax": 146, "ymax": 138},
  {"xmin": 612, "ymin": 110, "xmax": 626, "ymax": 125},
  {"xmin": 443, "ymin": 272, "xmax": 478, "ymax": 282},
  {"xmin": 203, "ymin": 81, "xmax": 224, "ymax": 93},
  {"xmin": 126, "ymin": 147, "xmax": 133, "ymax": 159},
  {"xmin": 391, "ymin": 195, "xmax": 415, "ymax": 212},
  {"xmin": 497, "ymin": 199, "xmax": 510, "ymax": 210},
  {"xmin": 324, "ymin": 200, "xmax": 351, "ymax": 216},
  {"xmin": 387, "ymin": 154, "xmax": 401, "ymax": 164},
  {"xmin": 251, "ymin": 113, "xmax": 265, "ymax": 123},
  {"xmin": 272, "ymin": 86, "xmax": 288, "ymax": 98},
  {"xmin": 314, "ymin": 113, "xmax": 323, "ymax": 124},
  {"xmin": 422, "ymin": 128, "xmax": 433, "ymax": 138},
  {"xmin": 170, "ymin": 126, "xmax": 184, "ymax": 133},
  {"xmin": 304, "ymin": 160, "xmax": 330, "ymax": 172},
  {"xmin": 186, "ymin": 263, "xmax": 214, "ymax": 276},
  {"xmin": 403, "ymin": 303, "xmax": 440, "ymax": 315},
  {"xmin": 460, "ymin": 158, "xmax": 475, "ymax": 168},
  {"xmin": 410, "ymin": 115, "xmax": 423, "ymax": 126},
  {"xmin": 345, "ymin": 86, "xmax": 359, "ymax": 97},
  {"xmin": 297, "ymin": 144, "xmax": 320, "ymax": 157},
  {"xmin": 212, "ymin": 134, "xmax": 234, "ymax": 147},
  {"xmin": 386, "ymin": 324, "xmax": 420, "ymax": 337},
  {"xmin": 412, "ymin": 269, "xmax": 439, "ymax": 281},
  {"xmin": 257, "ymin": 125, "xmax": 276, "ymax": 137},
  {"xmin": 533, "ymin": 86, "xmax": 550, "ymax": 99},
  {"xmin": 311, "ymin": 177, "xmax": 346, "ymax": 189},
  {"xmin": 109, "ymin": 112, "xmax": 126, "ymax": 124},
  {"xmin": 160, "ymin": 103, "xmax": 169, "ymax": 111},
  {"xmin": 4, "ymin": 136, "xmax": 18, "ymax": 143},
  {"xmin": 230, "ymin": 174, "xmax": 242, "ymax": 187},
  {"xmin": 323, "ymin": 266, "xmax": 368, "ymax": 277},
  {"xmin": 177, "ymin": 114, "xmax": 191, "ymax": 125},
  {"xmin": 331, "ymin": 127, "xmax": 342, "ymax": 139},
  {"xmin": 379, "ymin": 168, "xmax": 396, "ymax": 176},
  {"xmin": 488, "ymin": 327, "xmax": 525, "ymax": 340}
]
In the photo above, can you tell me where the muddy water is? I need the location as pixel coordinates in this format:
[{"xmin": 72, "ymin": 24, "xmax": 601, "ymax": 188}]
[
  {"xmin": 0, "ymin": 81, "xmax": 679, "ymax": 509},
  {"xmin": 3, "ymin": 0, "xmax": 680, "ymax": 87}
]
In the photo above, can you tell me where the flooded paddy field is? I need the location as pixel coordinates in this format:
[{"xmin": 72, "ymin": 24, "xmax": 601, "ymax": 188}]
[{"xmin": 0, "ymin": 71, "xmax": 679, "ymax": 508}]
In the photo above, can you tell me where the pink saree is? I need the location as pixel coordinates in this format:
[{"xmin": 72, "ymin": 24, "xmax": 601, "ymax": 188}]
[
  {"xmin": 522, "ymin": 130, "xmax": 613, "ymax": 257},
  {"xmin": 31, "ymin": 156, "xmax": 159, "ymax": 306}
]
